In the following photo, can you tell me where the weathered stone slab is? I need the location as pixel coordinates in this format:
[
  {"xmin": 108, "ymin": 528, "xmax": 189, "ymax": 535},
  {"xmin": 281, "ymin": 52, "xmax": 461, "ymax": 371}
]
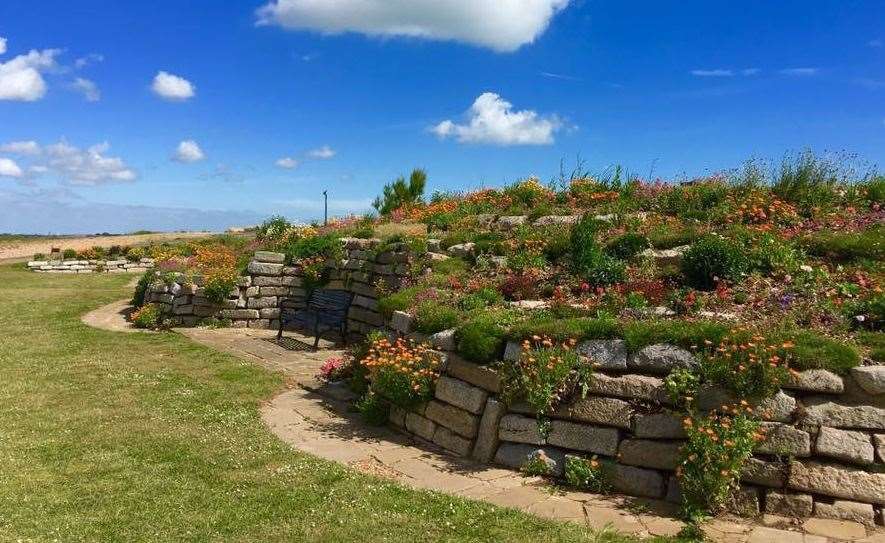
[
  {"xmin": 765, "ymin": 490, "xmax": 813, "ymax": 517},
  {"xmin": 428, "ymin": 328, "xmax": 456, "ymax": 351},
  {"xmin": 740, "ymin": 457, "xmax": 786, "ymax": 488},
  {"xmin": 405, "ymin": 412, "xmax": 436, "ymax": 441},
  {"xmin": 585, "ymin": 373, "xmax": 669, "ymax": 403},
  {"xmin": 576, "ymin": 340, "xmax": 628, "ymax": 370},
  {"xmin": 633, "ymin": 412, "xmax": 686, "ymax": 439},
  {"xmin": 618, "ymin": 439, "xmax": 681, "ymax": 470},
  {"xmin": 390, "ymin": 311, "xmax": 413, "ymax": 334},
  {"xmin": 850, "ymin": 366, "xmax": 885, "ymax": 395},
  {"xmin": 445, "ymin": 355, "xmax": 501, "ymax": 393},
  {"xmin": 218, "ymin": 309, "xmax": 259, "ymax": 320},
  {"xmin": 434, "ymin": 375, "xmax": 488, "ymax": 415},
  {"xmin": 447, "ymin": 243, "xmax": 475, "ymax": 258},
  {"xmin": 252, "ymin": 276, "xmax": 284, "ymax": 287},
  {"xmin": 253, "ymin": 251, "xmax": 285, "ymax": 264},
  {"xmin": 497, "ymin": 215, "xmax": 528, "ymax": 229},
  {"xmin": 757, "ymin": 391, "xmax": 798, "ymax": 423},
  {"xmin": 755, "ymin": 422, "xmax": 811, "ymax": 457},
  {"xmin": 424, "ymin": 400, "xmax": 479, "ymax": 438},
  {"xmin": 259, "ymin": 286, "xmax": 289, "ymax": 297},
  {"xmin": 546, "ymin": 420, "xmax": 620, "ymax": 455},
  {"xmin": 499, "ymin": 414, "xmax": 544, "ymax": 445},
  {"xmin": 802, "ymin": 397, "xmax": 885, "ymax": 430},
  {"xmin": 815, "ymin": 427, "xmax": 874, "ymax": 465},
  {"xmin": 628, "ymin": 344, "xmax": 698, "ymax": 374},
  {"xmin": 472, "ymin": 398, "xmax": 505, "ymax": 463},
  {"xmin": 555, "ymin": 396, "xmax": 633, "ymax": 429},
  {"xmin": 784, "ymin": 369, "xmax": 844, "ymax": 394},
  {"xmin": 533, "ymin": 215, "xmax": 580, "ymax": 226},
  {"xmin": 503, "ymin": 341, "xmax": 521, "ymax": 362},
  {"xmin": 874, "ymin": 433, "xmax": 884, "ymax": 463},
  {"xmin": 788, "ymin": 460, "xmax": 885, "ymax": 505},
  {"xmin": 246, "ymin": 296, "xmax": 277, "ymax": 309},
  {"xmin": 247, "ymin": 261, "xmax": 284, "ymax": 276},
  {"xmin": 432, "ymin": 426, "xmax": 473, "ymax": 457},
  {"xmin": 726, "ymin": 486, "xmax": 760, "ymax": 517},
  {"xmin": 609, "ymin": 464, "xmax": 665, "ymax": 498},
  {"xmin": 813, "ymin": 500, "xmax": 876, "ymax": 526}
]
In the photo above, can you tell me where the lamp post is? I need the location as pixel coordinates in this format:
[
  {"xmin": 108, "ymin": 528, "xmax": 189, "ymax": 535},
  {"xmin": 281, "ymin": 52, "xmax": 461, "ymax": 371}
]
[{"xmin": 323, "ymin": 190, "xmax": 328, "ymax": 226}]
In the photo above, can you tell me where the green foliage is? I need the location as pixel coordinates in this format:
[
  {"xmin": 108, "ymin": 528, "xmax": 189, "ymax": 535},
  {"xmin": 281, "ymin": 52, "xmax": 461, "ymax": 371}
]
[
  {"xmin": 32, "ymin": 253, "xmax": 45, "ymax": 260},
  {"xmin": 564, "ymin": 456, "xmax": 611, "ymax": 493},
  {"xmin": 255, "ymin": 215, "xmax": 292, "ymax": 241},
  {"xmin": 658, "ymin": 181, "xmax": 728, "ymax": 220},
  {"xmin": 605, "ymin": 233, "xmax": 648, "ymax": 260},
  {"xmin": 678, "ymin": 407, "xmax": 762, "ymax": 520},
  {"xmin": 780, "ymin": 330, "xmax": 860, "ymax": 374},
  {"xmin": 772, "ymin": 149, "xmax": 847, "ymax": 215},
  {"xmin": 521, "ymin": 451, "xmax": 554, "ymax": 477},
  {"xmin": 373, "ymin": 168, "xmax": 427, "ymax": 215},
  {"xmin": 62, "ymin": 249, "xmax": 77, "ymax": 259},
  {"xmin": 862, "ymin": 176, "xmax": 885, "ymax": 204},
  {"xmin": 412, "ymin": 301, "xmax": 460, "ymax": 334},
  {"xmin": 131, "ymin": 269, "xmax": 159, "ymax": 307},
  {"xmin": 802, "ymin": 226, "xmax": 884, "ymax": 262},
  {"xmin": 622, "ymin": 320, "xmax": 730, "ymax": 353},
  {"xmin": 458, "ymin": 287, "xmax": 503, "ymax": 311},
  {"xmin": 275, "ymin": 232, "xmax": 343, "ymax": 265},
  {"xmin": 356, "ymin": 392, "xmax": 390, "ymax": 426},
  {"xmin": 507, "ymin": 316, "xmax": 619, "ymax": 343},
  {"xmin": 131, "ymin": 303, "xmax": 163, "ymax": 329},
  {"xmin": 742, "ymin": 231, "xmax": 803, "ymax": 275},
  {"xmin": 499, "ymin": 336, "xmax": 592, "ymax": 425},
  {"xmin": 664, "ymin": 368, "xmax": 701, "ymax": 408},
  {"xmin": 202, "ymin": 275, "xmax": 236, "ymax": 304},
  {"xmin": 680, "ymin": 235, "xmax": 748, "ymax": 290},
  {"xmin": 646, "ymin": 222, "xmax": 699, "ymax": 249},
  {"xmin": 842, "ymin": 293, "xmax": 884, "ymax": 331},
  {"xmin": 429, "ymin": 256, "xmax": 469, "ymax": 276},
  {"xmin": 455, "ymin": 313, "xmax": 509, "ymax": 364},
  {"xmin": 377, "ymin": 286, "xmax": 420, "ymax": 319},
  {"xmin": 700, "ymin": 334, "xmax": 792, "ymax": 400},
  {"xmin": 570, "ymin": 214, "xmax": 625, "ymax": 286},
  {"xmin": 858, "ymin": 331, "xmax": 885, "ymax": 362}
]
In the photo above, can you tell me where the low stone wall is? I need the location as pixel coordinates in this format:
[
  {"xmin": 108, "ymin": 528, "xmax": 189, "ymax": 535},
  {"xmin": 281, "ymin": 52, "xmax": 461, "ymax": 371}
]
[
  {"xmin": 387, "ymin": 312, "xmax": 885, "ymax": 525},
  {"xmin": 27, "ymin": 258, "xmax": 155, "ymax": 273},
  {"xmin": 143, "ymin": 239, "xmax": 413, "ymax": 333}
]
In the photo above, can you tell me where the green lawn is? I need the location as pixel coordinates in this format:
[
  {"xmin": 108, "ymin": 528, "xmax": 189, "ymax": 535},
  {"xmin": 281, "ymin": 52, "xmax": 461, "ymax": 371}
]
[{"xmin": 0, "ymin": 265, "xmax": 669, "ymax": 542}]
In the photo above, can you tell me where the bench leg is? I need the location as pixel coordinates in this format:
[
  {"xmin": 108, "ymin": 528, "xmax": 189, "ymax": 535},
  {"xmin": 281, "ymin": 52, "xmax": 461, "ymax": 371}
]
[
  {"xmin": 277, "ymin": 317, "xmax": 284, "ymax": 340},
  {"xmin": 313, "ymin": 319, "xmax": 320, "ymax": 351}
]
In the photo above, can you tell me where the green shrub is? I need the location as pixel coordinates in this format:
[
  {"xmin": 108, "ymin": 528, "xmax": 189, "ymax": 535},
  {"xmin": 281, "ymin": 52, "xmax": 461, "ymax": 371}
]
[
  {"xmin": 521, "ymin": 451, "xmax": 554, "ymax": 476},
  {"xmin": 456, "ymin": 313, "xmax": 508, "ymax": 364},
  {"xmin": 412, "ymin": 301, "xmax": 460, "ymax": 334},
  {"xmin": 743, "ymin": 232, "xmax": 803, "ymax": 275},
  {"xmin": 131, "ymin": 269, "xmax": 159, "ymax": 307},
  {"xmin": 605, "ymin": 232, "xmax": 648, "ymax": 260},
  {"xmin": 622, "ymin": 320, "xmax": 730, "ymax": 353},
  {"xmin": 256, "ymin": 215, "xmax": 292, "ymax": 241},
  {"xmin": 33, "ymin": 253, "xmax": 45, "ymax": 260},
  {"xmin": 862, "ymin": 176, "xmax": 885, "ymax": 205},
  {"xmin": 680, "ymin": 235, "xmax": 748, "ymax": 290},
  {"xmin": 356, "ymin": 392, "xmax": 390, "ymax": 426},
  {"xmin": 429, "ymin": 256, "xmax": 468, "ymax": 275},
  {"xmin": 659, "ymin": 181, "xmax": 728, "ymax": 220},
  {"xmin": 858, "ymin": 331, "xmax": 885, "ymax": 363},
  {"xmin": 275, "ymin": 232, "xmax": 343, "ymax": 265},
  {"xmin": 700, "ymin": 334, "xmax": 791, "ymax": 400},
  {"xmin": 377, "ymin": 286, "xmax": 420, "ymax": 319},
  {"xmin": 842, "ymin": 293, "xmax": 884, "ymax": 331},
  {"xmin": 373, "ymin": 168, "xmax": 427, "ymax": 215},
  {"xmin": 772, "ymin": 150, "xmax": 843, "ymax": 215},
  {"xmin": 458, "ymin": 288, "xmax": 503, "ymax": 311},
  {"xmin": 678, "ymin": 406, "xmax": 762, "ymax": 520},
  {"xmin": 570, "ymin": 214, "xmax": 625, "ymax": 285},
  {"xmin": 131, "ymin": 303, "xmax": 163, "ymax": 329},
  {"xmin": 202, "ymin": 275, "xmax": 236, "ymax": 304},
  {"xmin": 778, "ymin": 331, "xmax": 860, "ymax": 374},
  {"xmin": 62, "ymin": 248, "xmax": 77, "ymax": 259},
  {"xmin": 802, "ymin": 226, "xmax": 883, "ymax": 262},
  {"xmin": 647, "ymin": 223, "xmax": 699, "ymax": 249},
  {"xmin": 507, "ymin": 316, "xmax": 619, "ymax": 343},
  {"xmin": 564, "ymin": 455, "xmax": 611, "ymax": 493}
]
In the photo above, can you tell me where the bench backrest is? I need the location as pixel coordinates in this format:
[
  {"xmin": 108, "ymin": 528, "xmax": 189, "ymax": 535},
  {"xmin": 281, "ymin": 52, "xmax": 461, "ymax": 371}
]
[{"xmin": 307, "ymin": 289, "xmax": 353, "ymax": 313}]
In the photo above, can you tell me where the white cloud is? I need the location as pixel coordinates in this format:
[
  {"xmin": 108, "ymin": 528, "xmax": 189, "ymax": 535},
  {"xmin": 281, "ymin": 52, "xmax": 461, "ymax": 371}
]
[
  {"xmin": 44, "ymin": 141, "xmax": 136, "ymax": 184},
  {"xmin": 0, "ymin": 157, "xmax": 23, "ymax": 178},
  {"xmin": 172, "ymin": 140, "xmax": 205, "ymax": 163},
  {"xmin": 691, "ymin": 69, "xmax": 733, "ymax": 77},
  {"xmin": 868, "ymin": 39, "xmax": 883, "ymax": 48},
  {"xmin": 741, "ymin": 68, "xmax": 760, "ymax": 76},
  {"xmin": 275, "ymin": 157, "xmax": 299, "ymax": 169},
  {"xmin": 256, "ymin": 0, "xmax": 570, "ymax": 52},
  {"xmin": 307, "ymin": 145, "xmax": 336, "ymax": 159},
  {"xmin": 71, "ymin": 77, "xmax": 100, "ymax": 102},
  {"xmin": 0, "ymin": 140, "xmax": 41, "ymax": 155},
  {"xmin": 151, "ymin": 71, "xmax": 195, "ymax": 101},
  {"xmin": 74, "ymin": 53, "xmax": 104, "ymax": 69},
  {"xmin": 0, "ymin": 37, "xmax": 6, "ymax": 55},
  {"xmin": 431, "ymin": 92, "xmax": 562, "ymax": 146},
  {"xmin": 0, "ymin": 48, "xmax": 61, "ymax": 101},
  {"xmin": 780, "ymin": 67, "xmax": 819, "ymax": 76}
]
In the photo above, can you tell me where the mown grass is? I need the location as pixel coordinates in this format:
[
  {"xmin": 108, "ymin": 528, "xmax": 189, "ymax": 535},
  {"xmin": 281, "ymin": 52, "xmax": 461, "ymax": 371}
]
[{"xmin": 0, "ymin": 264, "xmax": 674, "ymax": 543}]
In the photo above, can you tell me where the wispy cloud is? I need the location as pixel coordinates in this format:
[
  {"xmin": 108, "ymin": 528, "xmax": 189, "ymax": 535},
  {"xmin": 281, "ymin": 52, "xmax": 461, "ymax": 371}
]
[
  {"xmin": 540, "ymin": 71, "xmax": 581, "ymax": 81},
  {"xmin": 779, "ymin": 67, "xmax": 819, "ymax": 76},
  {"xmin": 71, "ymin": 77, "xmax": 100, "ymax": 101},
  {"xmin": 868, "ymin": 38, "xmax": 883, "ymax": 48},
  {"xmin": 690, "ymin": 68, "xmax": 759, "ymax": 78},
  {"xmin": 855, "ymin": 77, "xmax": 885, "ymax": 90}
]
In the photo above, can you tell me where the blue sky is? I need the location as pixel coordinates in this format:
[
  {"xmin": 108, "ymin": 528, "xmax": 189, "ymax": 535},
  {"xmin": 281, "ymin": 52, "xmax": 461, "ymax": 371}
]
[{"xmin": 1, "ymin": 0, "xmax": 884, "ymax": 233}]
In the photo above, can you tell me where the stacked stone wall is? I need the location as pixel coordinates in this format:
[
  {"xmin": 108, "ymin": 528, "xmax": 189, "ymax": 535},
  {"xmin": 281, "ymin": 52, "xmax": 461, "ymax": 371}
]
[
  {"xmin": 27, "ymin": 258, "xmax": 155, "ymax": 274},
  {"xmin": 386, "ymin": 311, "xmax": 885, "ymax": 525},
  {"xmin": 142, "ymin": 238, "xmax": 413, "ymax": 333}
]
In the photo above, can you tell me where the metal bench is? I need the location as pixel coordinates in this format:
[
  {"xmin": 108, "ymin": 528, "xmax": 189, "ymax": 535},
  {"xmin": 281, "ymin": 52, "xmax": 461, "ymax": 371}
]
[{"xmin": 277, "ymin": 289, "xmax": 353, "ymax": 350}]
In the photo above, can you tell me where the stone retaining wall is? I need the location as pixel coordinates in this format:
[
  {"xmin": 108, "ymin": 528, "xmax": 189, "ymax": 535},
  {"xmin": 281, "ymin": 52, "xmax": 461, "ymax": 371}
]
[
  {"xmin": 27, "ymin": 258, "xmax": 155, "ymax": 274},
  {"xmin": 142, "ymin": 238, "xmax": 413, "ymax": 333},
  {"xmin": 386, "ymin": 312, "xmax": 885, "ymax": 525}
]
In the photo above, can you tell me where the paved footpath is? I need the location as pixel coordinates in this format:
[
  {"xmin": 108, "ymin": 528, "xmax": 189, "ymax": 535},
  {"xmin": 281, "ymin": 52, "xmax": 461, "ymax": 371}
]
[{"xmin": 85, "ymin": 299, "xmax": 885, "ymax": 543}]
